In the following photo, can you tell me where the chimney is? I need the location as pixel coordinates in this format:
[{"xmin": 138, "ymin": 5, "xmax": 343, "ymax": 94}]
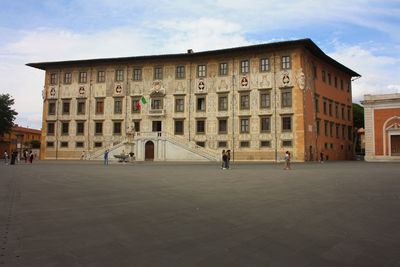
[{"xmin": 187, "ymin": 49, "xmax": 194, "ymax": 54}]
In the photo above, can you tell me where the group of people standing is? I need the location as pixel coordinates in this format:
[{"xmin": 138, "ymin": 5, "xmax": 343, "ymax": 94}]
[
  {"xmin": 221, "ymin": 150, "xmax": 231, "ymax": 170},
  {"xmin": 3, "ymin": 150, "xmax": 34, "ymax": 165}
]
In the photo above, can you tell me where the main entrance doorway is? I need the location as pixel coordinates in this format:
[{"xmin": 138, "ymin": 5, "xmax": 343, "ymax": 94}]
[
  {"xmin": 152, "ymin": 121, "xmax": 162, "ymax": 132},
  {"xmin": 391, "ymin": 135, "xmax": 400, "ymax": 156},
  {"xmin": 145, "ymin": 141, "xmax": 154, "ymax": 161}
]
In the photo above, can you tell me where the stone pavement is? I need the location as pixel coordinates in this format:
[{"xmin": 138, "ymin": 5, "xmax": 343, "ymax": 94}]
[{"xmin": 1, "ymin": 160, "xmax": 400, "ymax": 266}]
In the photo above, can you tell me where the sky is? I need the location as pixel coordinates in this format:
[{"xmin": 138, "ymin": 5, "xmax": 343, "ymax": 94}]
[{"xmin": 0, "ymin": 0, "xmax": 399, "ymax": 130}]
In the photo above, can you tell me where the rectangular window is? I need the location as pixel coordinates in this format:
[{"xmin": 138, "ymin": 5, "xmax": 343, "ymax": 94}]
[
  {"xmin": 260, "ymin": 58, "xmax": 269, "ymax": 72},
  {"xmin": 282, "ymin": 91, "xmax": 292, "ymax": 107},
  {"xmin": 342, "ymin": 125, "xmax": 346, "ymax": 140},
  {"xmin": 315, "ymin": 95, "xmax": 319, "ymax": 113},
  {"xmin": 64, "ymin": 73, "xmax": 72, "ymax": 84},
  {"xmin": 62, "ymin": 122, "xmax": 69, "ymax": 135},
  {"xmin": 240, "ymin": 94, "xmax": 250, "ymax": 110},
  {"xmin": 154, "ymin": 67, "xmax": 163, "ymax": 79},
  {"xmin": 196, "ymin": 142, "xmax": 205, "ymax": 147},
  {"xmin": 196, "ymin": 120, "xmax": 205, "ymax": 134},
  {"xmin": 282, "ymin": 116, "xmax": 292, "ymax": 132},
  {"xmin": 322, "ymin": 70, "xmax": 326, "ymax": 82},
  {"xmin": 50, "ymin": 73, "xmax": 57, "ymax": 85},
  {"xmin": 334, "ymin": 76, "xmax": 338, "ymax": 88},
  {"xmin": 260, "ymin": 117, "xmax": 271, "ymax": 133},
  {"xmin": 132, "ymin": 99, "xmax": 140, "ymax": 113},
  {"xmin": 325, "ymin": 142, "xmax": 328, "ymax": 149},
  {"xmin": 341, "ymin": 79, "xmax": 344, "ymax": 91},
  {"xmin": 316, "ymin": 120, "xmax": 321, "ymax": 136},
  {"xmin": 240, "ymin": 141, "xmax": 250, "ymax": 147},
  {"xmin": 46, "ymin": 141, "xmax": 54, "ymax": 147},
  {"xmin": 313, "ymin": 63, "xmax": 317, "ymax": 79},
  {"xmin": 79, "ymin": 72, "xmax": 87, "ymax": 83},
  {"xmin": 240, "ymin": 118, "xmax": 249, "ymax": 133},
  {"xmin": 96, "ymin": 100, "xmax": 104, "ymax": 114},
  {"xmin": 133, "ymin": 120, "xmax": 140, "ymax": 132},
  {"xmin": 218, "ymin": 141, "xmax": 227, "ymax": 148},
  {"xmin": 95, "ymin": 122, "xmax": 103, "ymax": 135},
  {"xmin": 197, "ymin": 97, "xmax": 206, "ymax": 111},
  {"xmin": 174, "ymin": 120, "xmax": 184, "ymax": 135},
  {"xmin": 330, "ymin": 122, "xmax": 334, "ymax": 137},
  {"xmin": 348, "ymin": 126, "xmax": 352, "ymax": 141},
  {"xmin": 77, "ymin": 101, "xmax": 85, "ymax": 115},
  {"xmin": 175, "ymin": 98, "xmax": 184, "ymax": 112},
  {"xmin": 218, "ymin": 96, "xmax": 228, "ymax": 111},
  {"xmin": 198, "ymin": 65, "xmax": 206, "ymax": 77},
  {"xmin": 323, "ymin": 99, "xmax": 327, "ymax": 115},
  {"xmin": 151, "ymin": 99, "xmax": 162, "ymax": 110},
  {"xmin": 114, "ymin": 99, "xmax": 122, "ymax": 114},
  {"xmin": 48, "ymin": 102, "xmax": 56, "ymax": 115},
  {"xmin": 336, "ymin": 124, "xmax": 340, "ymax": 138},
  {"xmin": 281, "ymin": 56, "xmax": 291, "ymax": 69},
  {"xmin": 282, "ymin": 140, "xmax": 292, "ymax": 147},
  {"xmin": 261, "ymin": 141, "xmax": 271, "ymax": 147},
  {"xmin": 347, "ymin": 82, "xmax": 350, "ymax": 92},
  {"xmin": 240, "ymin": 60, "xmax": 249, "ymax": 73},
  {"xmin": 348, "ymin": 107, "xmax": 352, "ymax": 121},
  {"xmin": 335, "ymin": 103, "xmax": 339, "ymax": 118},
  {"xmin": 60, "ymin": 142, "xmax": 68, "ymax": 148},
  {"xmin": 219, "ymin": 63, "xmax": 228, "ymax": 75},
  {"xmin": 329, "ymin": 101, "xmax": 332, "ymax": 116},
  {"xmin": 328, "ymin": 73, "xmax": 331, "ymax": 85},
  {"xmin": 342, "ymin": 105, "xmax": 345, "ymax": 120},
  {"xmin": 116, "ymin": 70, "xmax": 124, "ymax": 82},
  {"xmin": 63, "ymin": 101, "xmax": 70, "ymax": 114},
  {"xmin": 260, "ymin": 92, "xmax": 270, "ymax": 108},
  {"xmin": 324, "ymin": 121, "xmax": 329, "ymax": 137},
  {"xmin": 133, "ymin": 68, "xmax": 142, "ymax": 81},
  {"xmin": 47, "ymin": 122, "xmax": 55, "ymax": 135},
  {"xmin": 219, "ymin": 119, "xmax": 227, "ymax": 134},
  {"xmin": 76, "ymin": 142, "xmax": 84, "ymax": 148},
  {"xmin": 114, "ymin": 122, "xmax": 121, "ymax": 134},
  {"xmin": 97, "ymin": 71, "xmax": 105, "ymax": 82},
  {"xmin": 94, "ymin": 142, "xmax": 102, "ymax": 148},
  {"xmin": 176, "ymin": 66, "xmax": 185, "ymax": 79},
  {"xmin": 76, "ymin": 122, "xmax": 84, "ymax": 135}
]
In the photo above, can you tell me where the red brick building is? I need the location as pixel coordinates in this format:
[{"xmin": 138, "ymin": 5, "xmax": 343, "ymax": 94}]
[
  {"xmin": 362, "ymin": 94, "xmax": 400, "ymax": 161},
  {"xmin": 0, "ymin": 125, "xmax": 42, "ymax": 159}
]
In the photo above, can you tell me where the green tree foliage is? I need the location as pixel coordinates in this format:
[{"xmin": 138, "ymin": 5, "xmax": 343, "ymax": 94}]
[
  {"xmin": 0, "ymin": 94, "xmax": 18, "ymax": 135},
  {"xmin": 353, "ymin": 103, "xmax": 364, "ymax": 129}
]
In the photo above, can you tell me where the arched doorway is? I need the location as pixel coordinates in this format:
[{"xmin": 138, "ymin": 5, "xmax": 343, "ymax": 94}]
[{"xmin": 145, "ymin": 141, "xmax": 154, "ymax": 161}]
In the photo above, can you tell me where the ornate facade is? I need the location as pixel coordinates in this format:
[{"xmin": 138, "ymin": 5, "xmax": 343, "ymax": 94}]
[{"xmin": 27, "ymin": 39, "xmax": 359, "ymax": 161}]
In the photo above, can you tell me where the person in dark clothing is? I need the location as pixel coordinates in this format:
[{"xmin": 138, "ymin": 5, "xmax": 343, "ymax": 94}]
[
  {"xmin": 226, "ymin": 150, "xmax": 231, "ymax": 169},
  {"xmin": 222, "ymin": 152, "xmax": 228, "ymax": 170},
  {"xmin": 11, "ymin": 150, "xmax": 17, "ymax": 165},
  {"xmin": 320, "ymin": 152, "xmax": 324, "ymax": 163},
  {"xmin": 221, "ymin": 150, "xmax": 225, "ymax": 169},
  {"xmin": 29, "ymin": 151, "xmax": 34, "ymax": 164}
]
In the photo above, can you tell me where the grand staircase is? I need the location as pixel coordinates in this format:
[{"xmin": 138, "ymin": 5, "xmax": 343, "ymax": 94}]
[{"xmin": 88, "ymin": 132, "xmax": 220, "ymax": 162}]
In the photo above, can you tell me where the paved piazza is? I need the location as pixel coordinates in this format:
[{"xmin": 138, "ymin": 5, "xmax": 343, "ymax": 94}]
[{"xmin": 1, "ymin": 160, "xmax": 400, "ymax": 266}]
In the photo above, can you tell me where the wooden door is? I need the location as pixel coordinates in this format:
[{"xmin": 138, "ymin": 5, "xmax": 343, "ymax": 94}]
[
  {"xmin": 391, "ymin": 135, "xmax": 400, "ymax": 156},
  {"xmin": 145, "ymin": 141, "xmax": 154, "ymax": 161}
]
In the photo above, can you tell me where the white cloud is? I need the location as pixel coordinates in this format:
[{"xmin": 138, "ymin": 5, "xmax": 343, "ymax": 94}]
[{"xmin": 329, "ymin": 42, "xmax": 400, "ymax": 102}]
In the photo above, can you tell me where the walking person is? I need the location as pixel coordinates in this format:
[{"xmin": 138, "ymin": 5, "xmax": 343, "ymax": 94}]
[
  {"xmin": 81, "ymin": 151, "xmax": 85, "ymax": 160},
  {"xmin": 222, "ymin": 151, "xmax": 228, "ymax": 170},
  {"xmin": 29, "ymin": 151, "xmax": 34, "ymax": 164},
  {"xmin": 283, "ymin": 151, "xmax": 291, "ymax": 170},
  {"xmin": 226, "ymin": 150, "xmax": 231, "ymax": 169},
  {"xmin": 221, "ymin": 150, "xmax": 225, "ymax": 169},
  {"xmin": 129, "ymin": 151, "xmax": 135, "ymax": 163},
  {"xmin": 4, "ymin": 151, "xmax": 8, "ymax": 165},
  {"xmin": 320, "ymin": 152, "xmax": 324, "ymax": 163},
  {"xmin": 24, "ymin": 150, "xmax": 28, "ymax": 163},
  {"xmin": 10, "ymin": 150, "xmax": 16, "ymax": 165},
  {"xmin": 104, "ymin": 149, "xmax": 109, "ymax": 165}
]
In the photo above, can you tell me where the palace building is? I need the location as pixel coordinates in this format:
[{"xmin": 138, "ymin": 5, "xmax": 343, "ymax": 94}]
[{"xmin": 27, "ymin": 39, "xmax": 360, "ymax": 161}]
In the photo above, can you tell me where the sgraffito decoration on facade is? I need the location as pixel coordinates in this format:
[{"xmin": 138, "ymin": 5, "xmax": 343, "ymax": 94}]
[
  {"xmin": 198, "ymin": 79, "xmax": 205, "ymax": 91},
  {"xmin": 296, "ymin": 68, "xmax": 306, "ymax": 90},
  {"xmin": 49, "ymin": 88, "xmax": 56, "ymax": 98},
  {"xmin": 282, "ymin": 72, "xmax": 290, "ymax": 86},
  {"xmin": 240, "ymin": 76, "xmax": 249, "ymax": 88},
  {"xmin": 150, "ymin": 80, "xmax": 165, "ymax": 96},
  {"xmin": 78, "ymin": 86, "xmax": 86, "ymax": 98},
  {"xmin": 115, "ymin": 85, "xmax": 123, "ymax": 94}
]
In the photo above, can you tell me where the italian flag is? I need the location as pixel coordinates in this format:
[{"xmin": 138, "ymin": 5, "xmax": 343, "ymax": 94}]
[{"xmin": 136, "ymin": 96, "xmax": 147, "ymax": 109}]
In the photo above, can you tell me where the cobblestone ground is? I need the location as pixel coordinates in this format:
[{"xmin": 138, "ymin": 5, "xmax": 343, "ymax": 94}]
[{"xmin": 1, "ymin": 160, "xmax": 400, "ymax": 266}]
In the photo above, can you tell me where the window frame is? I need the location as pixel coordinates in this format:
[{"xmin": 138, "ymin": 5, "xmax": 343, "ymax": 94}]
[
  {"xmin": 240, "ymin": 118, "xmax": 250, "ymax": 133},
  {"xmin": 198, "ymin": 65, "xmax": 206, "ymax": 77},
  {"xmin": 240, "ymin": 60, "xmax": 249, "ymax": 73},
  {"xmin": 154, "ymin": 66, "xmax": 163, "ymax": 80},
  {"xmin": 281, "ymin": 56, "xmax": 291, "ymax": 69},
  {"xmin": 97, "ymin": 71, "xmax": 105, "ymax": 83},
  {"xmin": 260, "ymin": 92, "xmax": 271, "ymax": 109},
  {"xmin": 79, "ymin": 72, "xmax": 87, "ymax": 83},
  {"xmin": 176, "ymin": 65, "xmax": 185, "ymax": 79},
  {"xmin": 114, "ymin": 99, "xmax": 123, "ymax": 114},
  {"xmin": 219, "ymin": 62, "xmax": 228, "ymax": 76},
  {"xmin": 260, "ymin": 58, "xmax": 269, "ymax": 72},
  {"xmin": 282, "ymin": 116, "xmax": 292, "ymax": 132}
]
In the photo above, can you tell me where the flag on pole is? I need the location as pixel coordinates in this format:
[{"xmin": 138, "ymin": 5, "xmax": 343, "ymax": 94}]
[{"xmin": 136, "ymin": 96, "xmax": 147, "ymax": 109}]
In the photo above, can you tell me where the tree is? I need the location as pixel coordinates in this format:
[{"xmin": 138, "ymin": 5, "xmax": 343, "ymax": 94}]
[
  {"xmin": 352, "ymin": 103, "xmax": 364, "ymax": 154},
  {"xmin": 0, "ymin": 94, "xmax": 18, "ymax": 135}
]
